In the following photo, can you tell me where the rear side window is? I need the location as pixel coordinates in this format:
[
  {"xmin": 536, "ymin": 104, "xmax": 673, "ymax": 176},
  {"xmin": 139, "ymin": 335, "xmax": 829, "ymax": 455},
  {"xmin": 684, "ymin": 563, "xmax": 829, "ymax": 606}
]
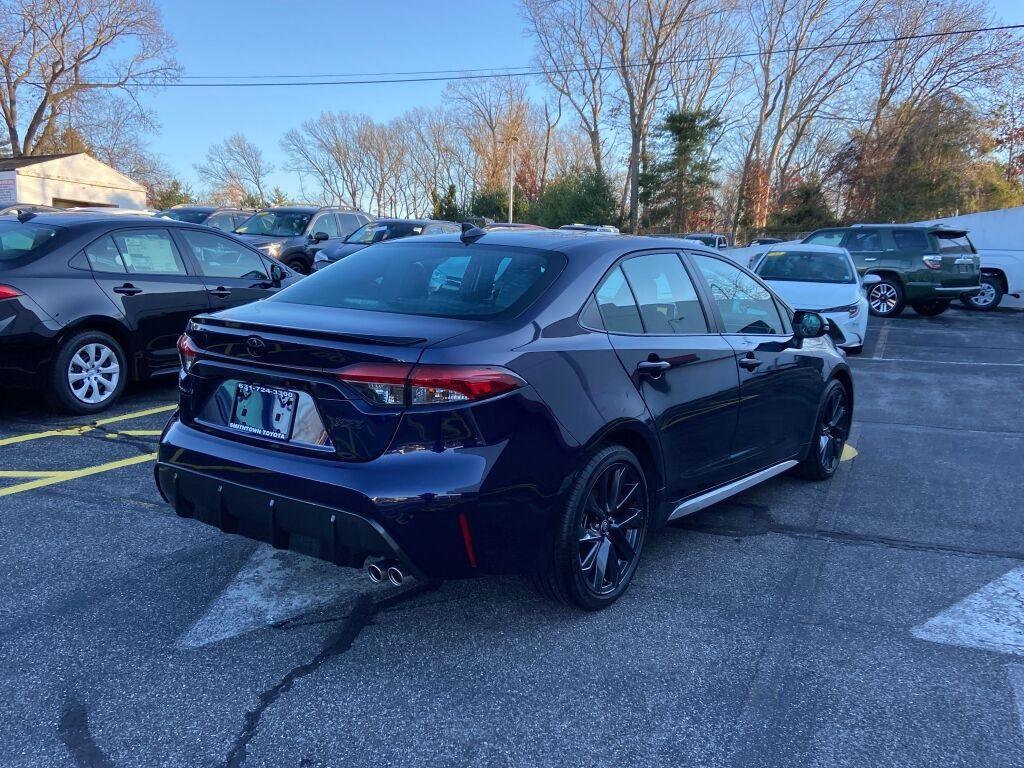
[
  {"xmin": 892, "ymin": 229, "xmax": 928, "ymax": 251},
  {"xmin": 595, "ymin": 267, "xmax": 643, "ymax": 333},
  {"xmin": 845, "ymin": 230, "xmax": 884, "ymax": 251},
  {"xmin": 84, "ymin": 235, "xmax": 127, "ymax": 273},
  {"xmin": 620, "ymin": 253, "xmax": 708, "ymax": 334},
  {"xmin": 272, "ymin": 242, "xmax": 561, "ymax": 319}
]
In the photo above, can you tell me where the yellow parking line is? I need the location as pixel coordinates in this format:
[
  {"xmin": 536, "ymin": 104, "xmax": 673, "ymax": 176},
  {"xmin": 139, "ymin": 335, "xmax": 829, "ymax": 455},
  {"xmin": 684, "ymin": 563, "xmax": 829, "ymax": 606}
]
[
  {"xmin": 0, "ymin": 404, "xmax": 175, "ymax": 447},
  {"xmin": 0, "ymin": 470, "xmax": 68, "ymax": 478},
  {"xmin": 0, "ymin": 453, "xmax": 157, "ymax": 498},
  {"xmin": 105, "ymin": 430, "xmax": 164, "ymax": 439},
  {"xmin": 841, "ymin": 444, "xmax": 858, "ymax": 461}
]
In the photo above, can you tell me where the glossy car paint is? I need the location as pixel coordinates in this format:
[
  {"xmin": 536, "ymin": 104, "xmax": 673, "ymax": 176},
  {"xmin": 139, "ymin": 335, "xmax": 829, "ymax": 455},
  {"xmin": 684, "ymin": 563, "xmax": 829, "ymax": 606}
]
[
  {"xmin": 0, "ymin": 213, "xmax": 299, "ymax": 388},
  {"xmin": 156, "ymin": 232, "xmax": 852, "ymax": 580}
]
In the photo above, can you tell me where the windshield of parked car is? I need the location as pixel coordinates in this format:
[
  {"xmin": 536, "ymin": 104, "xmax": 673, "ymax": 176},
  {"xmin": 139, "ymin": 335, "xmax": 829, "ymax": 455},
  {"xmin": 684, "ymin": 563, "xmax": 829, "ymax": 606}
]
[
  {"xmin": 0, "ymin": 221, "xmax": 60, "ymax": 264},
  {"xmin": 272, "ymin": 241, "xmax": 562, "ymax": 319},
  {"xmin": 344, "ymin": 221, "xmax": 423, "ymax": 244},
  {"xmin": 685, "ymin": 234, "xmax": 718, "ymax": 246},
  {"xmin": 235, "ymin": 211, "xmax": 312, "ymax": 237},
  {"xmin": 755, "ymin": 250, "xmax": 856, "ymax": 284},
  {"xmin": 160, "ymin": 209, "xmax": 210, "ymax": 224}
]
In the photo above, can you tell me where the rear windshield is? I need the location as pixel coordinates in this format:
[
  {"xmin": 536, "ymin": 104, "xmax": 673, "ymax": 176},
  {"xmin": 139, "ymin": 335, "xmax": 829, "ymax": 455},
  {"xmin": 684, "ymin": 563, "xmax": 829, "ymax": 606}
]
[
  {"xmin": 272, "ymin": 241, "xmax": 562, "ymax": 319},
  {"xmin": 755, "ymin": 249, "xmax": 856, "ymax": 284},
  {"xmin": 0, "ymin": 221, "xmax": 60, "ymax": 264},
  {"xmin": 934, "ymin": 231, "xmax": 975, "ymax": 254}
]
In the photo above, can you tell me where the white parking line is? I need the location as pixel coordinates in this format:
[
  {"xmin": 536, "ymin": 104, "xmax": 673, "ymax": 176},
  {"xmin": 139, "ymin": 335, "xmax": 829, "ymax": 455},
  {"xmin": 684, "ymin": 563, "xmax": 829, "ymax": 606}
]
[
  {"xmin": 872, "ymin": 322, "xmax": 890, "ymax": 359},
  {"xmin": 177, "ymin": 546, "xmax": 367, "ymax": 648}
]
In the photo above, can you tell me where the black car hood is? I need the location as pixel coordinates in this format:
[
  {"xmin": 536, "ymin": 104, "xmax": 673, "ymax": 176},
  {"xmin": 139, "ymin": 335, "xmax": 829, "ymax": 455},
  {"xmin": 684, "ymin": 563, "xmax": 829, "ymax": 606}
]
[{"xmin": 322, "ymin": 242, "xmax": 370, "ymax": 260}]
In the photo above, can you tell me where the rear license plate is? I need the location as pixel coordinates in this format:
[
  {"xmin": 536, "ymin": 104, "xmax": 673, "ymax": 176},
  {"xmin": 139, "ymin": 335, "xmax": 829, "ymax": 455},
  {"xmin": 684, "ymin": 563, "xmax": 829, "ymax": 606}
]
[
  {"xmin": 958, "ymin": 264, "xmax": 972, "ymax": 273},
  {"xmin": 229, "ymin": 383, "xmax": 297, "ymax": 439}
]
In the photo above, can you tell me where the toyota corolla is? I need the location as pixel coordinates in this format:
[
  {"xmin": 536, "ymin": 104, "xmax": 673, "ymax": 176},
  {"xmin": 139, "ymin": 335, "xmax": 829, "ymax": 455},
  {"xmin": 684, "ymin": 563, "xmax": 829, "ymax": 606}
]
[{"xmin": 156, "ymin": 229, "xmax": 853, "ymax": 609}]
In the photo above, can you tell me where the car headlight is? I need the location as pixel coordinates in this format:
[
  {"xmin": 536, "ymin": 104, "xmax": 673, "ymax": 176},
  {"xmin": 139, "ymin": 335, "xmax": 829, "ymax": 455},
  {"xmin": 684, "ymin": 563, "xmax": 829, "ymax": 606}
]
[
  {"xmin": 258, "ymin": 242, "xmax": 282, "ymax": 258},
  {"xmin": 820, "ymin": 303, "xmax": 859, "ymax": 318}
]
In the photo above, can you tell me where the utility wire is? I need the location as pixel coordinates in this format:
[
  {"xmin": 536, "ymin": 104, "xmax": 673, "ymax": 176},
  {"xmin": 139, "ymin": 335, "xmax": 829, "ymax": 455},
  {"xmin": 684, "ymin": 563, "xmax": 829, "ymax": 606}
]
[{"xmin": 34, "ymin": 22, "xmax": 1024, "ymax": 88}]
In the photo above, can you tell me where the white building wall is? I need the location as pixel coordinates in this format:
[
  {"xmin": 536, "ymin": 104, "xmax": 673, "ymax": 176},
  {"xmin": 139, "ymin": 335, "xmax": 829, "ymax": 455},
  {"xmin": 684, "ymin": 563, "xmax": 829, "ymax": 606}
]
[{"xmin": 0, "ymin": 154, "xmax": 147, "ymax": 208}]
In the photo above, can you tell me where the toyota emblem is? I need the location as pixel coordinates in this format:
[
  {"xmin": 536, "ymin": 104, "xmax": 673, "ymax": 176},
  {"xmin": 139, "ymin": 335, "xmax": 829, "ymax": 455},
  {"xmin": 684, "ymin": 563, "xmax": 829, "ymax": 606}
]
[{"xmin": 246, "ymin": 336, "xmax": 267, "ymax": 357}]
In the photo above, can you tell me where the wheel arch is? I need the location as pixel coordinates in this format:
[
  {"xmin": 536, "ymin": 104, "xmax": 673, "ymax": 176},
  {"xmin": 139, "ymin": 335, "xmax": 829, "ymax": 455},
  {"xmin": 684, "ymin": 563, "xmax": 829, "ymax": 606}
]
[
  {"xmin": 864, "ymin": 268, "xmax": 905, "ymax": 287},
  {"xmin": 980, "ymin": 268, "xmax": 1008, "ymax": 293},
  {"xmin": 829, "ymin": 365, "xmax": 854, "ymax": 416},
  {"xmin": 57, "ymin": 317, "xmax": 137, "ymax": 379},
  {"xmin": 585, "ymin": 420, "xmax": 665, "ymax": 523}
]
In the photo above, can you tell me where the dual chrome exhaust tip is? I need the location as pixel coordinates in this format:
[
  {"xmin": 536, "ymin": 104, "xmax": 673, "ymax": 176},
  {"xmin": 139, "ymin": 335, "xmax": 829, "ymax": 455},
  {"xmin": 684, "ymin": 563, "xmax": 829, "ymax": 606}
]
[{"xmin": 367, "ymin": 559, "xmax": 404, "ymax": 587}]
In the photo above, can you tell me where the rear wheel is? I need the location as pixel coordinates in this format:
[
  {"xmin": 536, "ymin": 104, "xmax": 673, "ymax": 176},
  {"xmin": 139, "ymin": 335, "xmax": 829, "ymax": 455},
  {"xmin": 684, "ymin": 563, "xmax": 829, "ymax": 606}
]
[
  {"xmin": 531, "ymin": 445, "xmax": 649, "ymax": 610},
  {"xmin": 960, "ymin": 275, "xmax": 1002, "ymax": 311},
  {"xmin": 911, "ymin": 299, "xmax": 951, "ymax": 316},
  {"xmin": 49, "ymin": 330, "xmax": 127, "ymax": 414},
  {"xmin": 867, "ymin": 278, "xmax": 905, "ymax": 317},
  {"xmin": 795, "ymin": 380, "xmax": 850, "ymax": 481}
]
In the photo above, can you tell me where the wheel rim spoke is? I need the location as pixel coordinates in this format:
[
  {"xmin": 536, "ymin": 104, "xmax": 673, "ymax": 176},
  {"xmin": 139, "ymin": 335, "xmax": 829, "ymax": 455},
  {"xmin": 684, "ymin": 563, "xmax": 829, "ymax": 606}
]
[
  {"xmin": 608, "ymin": 525, "xmax": 635, "ymax": 561},
  {"xmin": 67, "ymin": 342, "xmax": 119, "ymax": 404}
]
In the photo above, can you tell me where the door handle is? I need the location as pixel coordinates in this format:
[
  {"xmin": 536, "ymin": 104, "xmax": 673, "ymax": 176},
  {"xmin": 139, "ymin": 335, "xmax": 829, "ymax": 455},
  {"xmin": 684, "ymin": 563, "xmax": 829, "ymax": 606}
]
[
  {"xmin": 112, "ymin": 283, "xmax": 142, "ymax": 296},
  {"xmin": 208, "ymin": 287, "xmax": 232, "ymax": 298},
  {"xmin": 636, "ymin": 360, "xmax": 672, "ymax": 377},
  {"xmin": 738, "ymin": 355, "xmax": 762, "ymax": 371}
]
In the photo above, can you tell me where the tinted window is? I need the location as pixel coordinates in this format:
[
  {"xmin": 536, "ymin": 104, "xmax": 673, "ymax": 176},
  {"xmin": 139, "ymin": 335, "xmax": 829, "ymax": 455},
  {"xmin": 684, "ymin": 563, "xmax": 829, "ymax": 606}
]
[
  {"xmin": 805, "ymin": 230, "xmax": 845, "ymax": 247},
  {"xmin": 84, "ymin": 235, "xmax": 126, "ymax": 273},
  {"xmin": 693, "ymin": 254, "xmax": 784, "ymax": 335},
  {"xmin": 273, "ymin": 242, "xmax": 559, "ymax": 319},
  {"xmin": 755, "ymin": 249, "xmax": 855, "ymax": 284},
  {"xmin": 110, "ymin": 229, "xmax": 188, "ymax": 275},
  {"xmin": 844, "ymin": 230, "xmax": 883, "ymax": 251},
  {"xmin": 892, "ymin": 229, "xmax": 928, "ymax": 251},
  {"xmin": 338, "ymin": 213, "xmax": 362, "ymax": 236},
  {"xmin": 181, "ymin": 230, "xmax": 268, "ymax": 280},
  {"xmin": 204, "ymin": 211, "xmax": 238, "ymax": 232},
  {"xmin": 936, "ymin": 232, "xmax": 974, "ymax": 254},
  {"xmin": 235, "ymin": 210, "xmax": 313, "ymax": 237},
  {"xmin": 161, "ymin": 209, "xmax": 210, "ymax": 224},
  {"xmin": 311, "ymin": 213, "xmax": 340, "ymax": 238},
  {"xmin": 0, "ymin": 221, "xmax": 59, "ymax": 263},
  {"xmin": 594, "ymin": 267, "xmax": 643, "ymax": 334},
  {"xmin": 345, "ymin": 221, "xmax": 423, "ymax": 244},
  {"xmin": 621, "ymin": 253, "xmax": 707, "ymax": 334}
]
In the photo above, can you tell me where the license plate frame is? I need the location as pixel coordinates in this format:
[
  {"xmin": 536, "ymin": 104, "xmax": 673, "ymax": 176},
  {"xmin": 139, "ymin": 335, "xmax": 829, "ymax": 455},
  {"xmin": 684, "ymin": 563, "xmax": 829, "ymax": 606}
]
[
  {"xmin": 957, "ymin": 264, "xmax": 972, "ymax": 273},
  {"xmin": 229, "ymin": 383, "xmax": 298, "ymax": 440}
]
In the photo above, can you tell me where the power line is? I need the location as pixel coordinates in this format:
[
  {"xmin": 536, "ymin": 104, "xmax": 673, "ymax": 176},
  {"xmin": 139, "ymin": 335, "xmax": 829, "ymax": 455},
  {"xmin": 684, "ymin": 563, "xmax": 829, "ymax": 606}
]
[{"xmin": 33, "ymin": 22, "xmax": 1024, "ymax": 88}]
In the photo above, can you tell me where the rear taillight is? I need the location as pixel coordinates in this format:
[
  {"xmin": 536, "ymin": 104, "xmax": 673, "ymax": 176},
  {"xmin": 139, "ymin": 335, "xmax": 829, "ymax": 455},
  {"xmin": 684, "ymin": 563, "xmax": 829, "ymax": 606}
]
[
  {"xmin": 337, "ymin": 363, "xmax": 524, "ymax": 407},
  {"xmin": 177, "ymin": 333, "xmax": 199, "ymax": 372},
  {"xmin": 0, "ymin": 285, "xmax": 23, "ymax": 301},
  {"xmin": 922, "ymin": 254, "xmax": 943, "ymax": 270}
]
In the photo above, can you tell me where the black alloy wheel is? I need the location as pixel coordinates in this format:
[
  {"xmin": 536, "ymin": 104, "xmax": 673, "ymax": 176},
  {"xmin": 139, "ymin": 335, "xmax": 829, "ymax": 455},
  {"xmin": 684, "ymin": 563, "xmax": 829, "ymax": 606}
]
[{"xmin": 796, "ymin": 380, "xmax": 850, "ymax": 480}]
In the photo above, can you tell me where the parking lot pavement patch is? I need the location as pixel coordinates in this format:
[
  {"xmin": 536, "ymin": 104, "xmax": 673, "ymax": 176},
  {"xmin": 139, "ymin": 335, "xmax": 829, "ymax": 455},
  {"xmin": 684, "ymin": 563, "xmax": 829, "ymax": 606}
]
[
  {"xmin": 1010, "ymin": 664, "xmax": 1024, "ymax": 737},
  {"xmin": 911, "ymin": 566, "xmax": 1024, "ymax": 656}
]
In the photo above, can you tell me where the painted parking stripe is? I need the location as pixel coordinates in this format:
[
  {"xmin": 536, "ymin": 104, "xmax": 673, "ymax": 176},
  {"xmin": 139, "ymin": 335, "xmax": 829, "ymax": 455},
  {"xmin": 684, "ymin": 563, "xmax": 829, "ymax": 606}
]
[
  {"xmin": 0, "ymin": 404, "xmax": 175, "ymax": 447},
  {"xmin": 0, "ymin": 453, "xmax": 156, "ymax": 498},
  {"xmin": 177, "ymin": 546, "xmax": 367, "ymax": 648},
  {"xmin": 911, "ymin": 566, "xmax": 1024, "ymax": 656}
]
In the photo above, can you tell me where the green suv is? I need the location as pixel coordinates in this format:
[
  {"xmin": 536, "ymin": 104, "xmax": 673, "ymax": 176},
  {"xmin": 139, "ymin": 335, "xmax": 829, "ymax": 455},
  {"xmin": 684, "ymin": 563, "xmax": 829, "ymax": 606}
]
[{"xmin": 802, "ymin": 225, "xmax": 981, "ymax": 317}]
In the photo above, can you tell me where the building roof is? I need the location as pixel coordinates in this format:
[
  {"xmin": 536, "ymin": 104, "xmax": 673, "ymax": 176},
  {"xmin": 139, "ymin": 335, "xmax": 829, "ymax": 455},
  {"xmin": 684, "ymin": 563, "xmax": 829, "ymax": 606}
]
[{"xmin": 0, "ymin": 153, "xmax": 78, "ymax": 171}]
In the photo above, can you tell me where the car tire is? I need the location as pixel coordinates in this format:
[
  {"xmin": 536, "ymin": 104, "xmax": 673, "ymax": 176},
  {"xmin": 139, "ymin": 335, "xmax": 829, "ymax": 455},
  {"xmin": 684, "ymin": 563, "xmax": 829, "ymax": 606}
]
[
  {"xmin": 49, "ymin": 330, "xmax": 128, "ymax": 414},
  {"xmin": 795, "ymin": 379, "xmax": 850, "ymax": 482},
  {"xmin": 911, "ymin": 299, "xmax": 951, "ymax": 316},
  {"xmin": 283, "ymin": 256, "xmax": 309, "ymax": 275},
  {"xmin": 530, "ymin": 445, "xmax": 649, "ymax": 611},
  {"xmin": 866, "ymin": 277, "xmax": 905, "ymax": 317},
  {"xmin": 960, "ymin": 275, "xmax": 1003, "ymax": 311}
]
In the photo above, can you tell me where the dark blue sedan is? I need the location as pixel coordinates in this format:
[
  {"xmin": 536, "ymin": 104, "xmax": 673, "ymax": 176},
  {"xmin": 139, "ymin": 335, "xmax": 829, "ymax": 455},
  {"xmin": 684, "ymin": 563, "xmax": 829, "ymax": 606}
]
[{"xmin": 157, "ymin": 229, "xmax": 852, "ymax": 609}]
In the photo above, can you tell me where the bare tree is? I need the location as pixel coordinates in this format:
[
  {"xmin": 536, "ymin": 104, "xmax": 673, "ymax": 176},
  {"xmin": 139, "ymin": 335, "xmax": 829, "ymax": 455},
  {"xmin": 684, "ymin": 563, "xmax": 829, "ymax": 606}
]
[
  {"xmin": 195, "ymin": 134, "xmax": 273, "ymax": 206},
  {"xmin": 0, "ymin": 0, "xmax": 178, "ymax": 156}
]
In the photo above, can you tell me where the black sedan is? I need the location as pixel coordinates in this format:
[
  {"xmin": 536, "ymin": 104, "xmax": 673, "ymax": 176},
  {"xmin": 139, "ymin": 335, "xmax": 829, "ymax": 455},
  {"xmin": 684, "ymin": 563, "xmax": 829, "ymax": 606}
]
[
  {"xmin": 0, "ymin": 212, "xmax": 299, "ymax": 413},
  {"xmin": 157, "ymin": 229, "xmax": 852, "ymax": 609},
  {"xmin": 311, "ymin": 218, "xmax": 460, "ymax": 271}
]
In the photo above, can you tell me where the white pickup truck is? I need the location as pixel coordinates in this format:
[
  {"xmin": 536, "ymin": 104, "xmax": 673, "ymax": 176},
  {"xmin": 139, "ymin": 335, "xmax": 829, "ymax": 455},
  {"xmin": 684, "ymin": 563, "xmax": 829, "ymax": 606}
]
[{"xmin": 963, "ymin": 250, "xmax": 1024, "ymax": 311}]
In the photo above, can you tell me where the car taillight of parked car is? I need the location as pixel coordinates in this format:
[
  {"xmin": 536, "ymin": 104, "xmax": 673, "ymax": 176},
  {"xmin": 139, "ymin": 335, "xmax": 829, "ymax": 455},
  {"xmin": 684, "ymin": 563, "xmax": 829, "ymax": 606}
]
[
  {"xmin": 0, "ymin": 285, "xmax": 24, "ymax": 301},
  {"xmin": 337, "ymin": 363, "xmax": 524, "ymax": 407},
  {"xmin": 922, "ymin": 254, "xmax": 943, "ymax": 270},
  {"xmin": 177, "ymin": 333, "xmax": 200, "ymax": 372}
]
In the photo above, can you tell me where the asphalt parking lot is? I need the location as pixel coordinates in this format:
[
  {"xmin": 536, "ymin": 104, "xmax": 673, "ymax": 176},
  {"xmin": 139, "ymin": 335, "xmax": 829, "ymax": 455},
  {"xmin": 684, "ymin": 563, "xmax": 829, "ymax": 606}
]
[{"xmin": 1, "ymin": 306, "xmax": 1022, "ymax": 768}]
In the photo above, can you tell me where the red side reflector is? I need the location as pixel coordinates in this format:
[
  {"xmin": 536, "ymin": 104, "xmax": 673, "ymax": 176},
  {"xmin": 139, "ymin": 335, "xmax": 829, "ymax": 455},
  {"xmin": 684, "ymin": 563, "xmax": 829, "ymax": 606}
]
[
  {"xmin": 0, "ymin": 285, "xmax": 23, "ymax": 301},
  {"xmin": 458, "ymin": 512, "xmax": 478, "ymax": 568}
]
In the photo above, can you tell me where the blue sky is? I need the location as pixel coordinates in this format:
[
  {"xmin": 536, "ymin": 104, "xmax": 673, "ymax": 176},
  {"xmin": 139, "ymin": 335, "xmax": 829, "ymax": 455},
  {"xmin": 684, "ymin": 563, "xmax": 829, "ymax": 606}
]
[{"xmin": 145, "ymin": 0, "xmax": 1024, "ymax": 197}]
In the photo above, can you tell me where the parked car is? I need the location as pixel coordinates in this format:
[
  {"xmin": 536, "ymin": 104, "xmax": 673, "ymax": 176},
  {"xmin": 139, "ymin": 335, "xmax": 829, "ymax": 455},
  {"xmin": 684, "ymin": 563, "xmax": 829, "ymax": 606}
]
[
  {"xmin": 233, "ymin": 206, "xmax": 372, "ymax": 275},
  {"xmin": 682, "ymin": 232, "xmax": 730, "ymax": 249},
  {"xmin": 484, "ymin": 222, "xmax": 548, "ymax": 231},
  {"xmin": 802, "ymin": 224, "xmax": 981, "ymax": 317},
  {"xmin": 159, "ymin": 206, "xmax": 253, "ymax": 233},
  {"xmin": 0, "ymin": 212, "xmax": 299, "ymax": 413},
  {"xmin": 157, "ymin": 230, "xmax": 852, "ymax": 609},
  {"xmin": 558, "ymin": 223, "xmax": 620, "ymax": 234},
  {"xmin": 749, "ymin": 237, "xmax": 784, "ymax": 246},
  {"xmin": 960, "ymin": 250, "xmax": 1024, "ymax": 311},
  {"xmin": 750, "ymin": 244, "xmax": 871, "ymax": 354},
  {"xmin": 311, "ymin": 218, "xmax": 460, "ymax": 271}
]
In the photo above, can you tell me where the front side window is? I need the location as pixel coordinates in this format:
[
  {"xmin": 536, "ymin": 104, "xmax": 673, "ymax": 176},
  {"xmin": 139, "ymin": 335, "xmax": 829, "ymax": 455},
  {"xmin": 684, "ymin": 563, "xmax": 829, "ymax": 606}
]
[
  {"xmin": 272, "ymin": 242, "xmax": 560, "ymax": 319},
  {"xmin": 345, "ymin": 221, "xmax": 423, "ymax": 244},
  {"xmin": 620, "ymin": 253, "xmax": 708, "ymax": 334},
  {"xmin": 693, "ymin": 254, "xmax": 784, "ymax": 335},
  {"xmin": 235, "ymin": 210, "xmax": 313, "ymax": 237},
  {"xmin": 181, "ymin": 230, "xmax": 268, "ymax": 280},
  {"xmin": 83, "ymin": 235, "xmax": 126, "ymax": 273},
  {"xmin": 754, "ymin": 250, "xmax": 856, "ymax": 284},
  {"xmin": 110, "ymin": 229, "xmax": 187, "ymax": 275},
  {"xmin": 204, "ymin": 211, "xmax": 238, "ymax": 232},
  {"xmin": 594, "ymin": 267, "xmax": 643, "ymax": 334},
  {"xmin": 311, "ymin": 213, "xmax": 340, "ymax": 238},
  {"xmin": 805, "ymin": 230, "xmax": 845, "ymax": 247}
]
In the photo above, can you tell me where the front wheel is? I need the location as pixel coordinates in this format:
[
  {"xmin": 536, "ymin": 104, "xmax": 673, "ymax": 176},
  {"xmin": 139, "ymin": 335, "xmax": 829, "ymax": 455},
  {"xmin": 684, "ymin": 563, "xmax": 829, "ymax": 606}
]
[
  {"xmin": 283, "ymin": 257, "xmax": 309, "ymax": 275},
  {"xmin": 530, "ymin": 446, "xmax": 649, "ymax": 610},
  {"xmin": 911, "ymin": 299, "xmax": 951, "ymax": 316},
  {"xmin": 795, "ymin": 380, "xmax": 850, "ymax": 481},
  {"xmin": 867, "ymin": 278, "xmax": 905, "ymax": 317},
  {"xmin": 960, "ymin": 276, "xmax": 1002, "ymax": 311}
]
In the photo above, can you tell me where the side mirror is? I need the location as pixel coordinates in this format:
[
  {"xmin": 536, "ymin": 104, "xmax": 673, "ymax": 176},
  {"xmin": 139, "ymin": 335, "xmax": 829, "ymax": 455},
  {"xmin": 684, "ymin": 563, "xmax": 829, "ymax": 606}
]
[
  {"xmin": 270, "ymin": 263, "xmax": 285, "ymax": 286},
  {"xmin": 793, "ymin": 310, "xmax": 828, "ymax": 339},
  {"xmin": 861, "ymin": 273, "xmax": 881, "ymax": 287},
  {"xmin": 312, "ymin": 231, "xmax": 330, "ymax": 243}
]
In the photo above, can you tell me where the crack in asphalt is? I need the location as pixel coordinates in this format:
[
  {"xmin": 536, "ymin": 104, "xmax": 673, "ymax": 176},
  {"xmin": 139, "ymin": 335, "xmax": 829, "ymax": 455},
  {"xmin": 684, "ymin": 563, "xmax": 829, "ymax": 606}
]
[
  {"xmin": 216, "ymin": 582, "xmax": 438, "ymax": 768},
  {"xmin": 58, "ymin": 694, "xmax": 115, "ymax": 768}
]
